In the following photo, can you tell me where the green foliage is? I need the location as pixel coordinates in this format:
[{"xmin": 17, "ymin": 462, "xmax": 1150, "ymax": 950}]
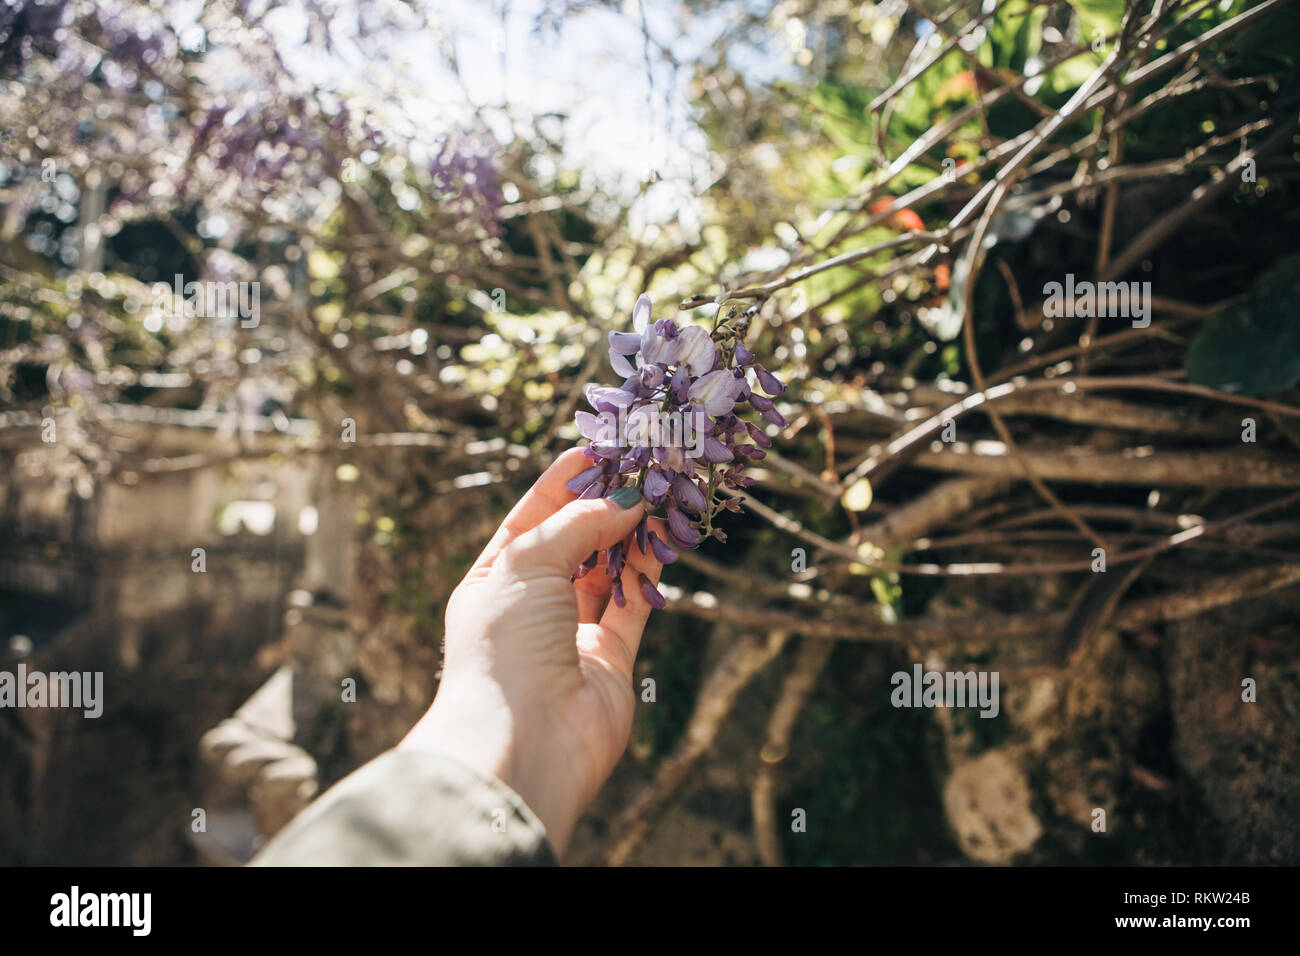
[{"xmin": 1065, "ymin": 0, "xmax": 1125, "ymax": 40}]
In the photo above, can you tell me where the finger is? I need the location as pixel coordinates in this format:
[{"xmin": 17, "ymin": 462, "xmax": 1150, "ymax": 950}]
[
  {"xmin": 469, "ymin": 447, "xmax": 593, "ymax": 573},
  {"xmin": 501, "ymin": 491, "xmax": 646, "ymax": 580},
  {"xmin": 575, "ymin": 515, "xmax": 658, "ymax": 623},
  {"xmin": 597, "ymin": 516, "xmax": 667, "ymax": 677},
  {"xmin": 574, "ymin": 563, "xmax": 613, "ymax": 623}
]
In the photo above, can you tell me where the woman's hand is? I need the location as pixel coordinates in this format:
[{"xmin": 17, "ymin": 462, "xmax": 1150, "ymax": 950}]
[{"xmin": 398, "ymin": 448, "xmax": 665, "ymax": 856}]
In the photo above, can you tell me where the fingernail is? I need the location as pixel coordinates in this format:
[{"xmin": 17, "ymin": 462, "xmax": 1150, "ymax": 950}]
[{"xmin": 608, "ymin": 486, "xmax": 643, "ymax": 510}]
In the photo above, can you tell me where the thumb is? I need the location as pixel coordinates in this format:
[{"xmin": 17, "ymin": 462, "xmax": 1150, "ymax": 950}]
[{"xmin": 502, "ymin": 487, "xmax": 646, "ymax": 577}]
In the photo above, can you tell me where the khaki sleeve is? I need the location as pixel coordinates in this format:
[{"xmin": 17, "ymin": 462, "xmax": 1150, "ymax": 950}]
[{"xmin": 248, "ymin": 749, "xmax": 557, "ymax": 867}]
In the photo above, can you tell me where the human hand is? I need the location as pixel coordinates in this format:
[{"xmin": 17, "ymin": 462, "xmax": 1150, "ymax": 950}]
[{"xmin": 398, "ymin": 448, "xmax": 665, "ymax": 857}]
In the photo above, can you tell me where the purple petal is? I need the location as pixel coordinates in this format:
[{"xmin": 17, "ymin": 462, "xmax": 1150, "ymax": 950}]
[
  {"xmin": 734, "ymin": 342, "xmax": 755, "ymax": 366},
  {"xmin": 655, "ymin": 444, "xmax": 689, "ymax": 474},
  {"xmin": 672, "ymin": 473, "xmax": 709, "ymax": 513},
  {"xmin": 636, "ymin": 515, "xmax": 650, "ymax": 554},
  {"xmin": 638, "ymin": 572, "xmax": 667, "ymax": 610},
  {"xmin": 641, "ymin": 319, "xmax": 681, "ymax": 365},
  {"xmin": 639, "ymin": 364, "xmax": 666, "ymax": 389},
  {"xmin": 632, "ymin": 294, "xmax": 652, "ymax": 333},
  {"xmin": 670, "ymin": 365, "xmax": 690, "ymax": 402},
  {"xmin": 609, "ymin": 330, "xmax": 642, "ymax": 354},
  {"xmin": 675, "ymin": 325, "xmax": 717, "ymax": 377},
  {"xmin": 746, "ymin": 421, "xmax": 773, "ymax": 447},
  {"xmin": 576, "ymin": 410, "xmax": 617, "ymax": 442},
  {"xmin": 754, "ymin": 364, "xmax": 786, "ymax": 396},
  {"xmin": 701, "ymin": 436, "xmax": 734, "ymax": 463},
  {"xmin": 572, "ymin": 549, "xmax": 600, "ymax": 579},
  {"xmin": 610, "ymin": 577, "xmax": 627, "ymax": 608},
  {"xmin": 648, "ymin": 532, "xmax": 678, "ymax": 565},
  {"xmin": 578, "ymin": 477, "xmax": 608, "ymax": 499},
  {"xmin": 564, "ymin": 464, "xmax": 603, "ymax": 495},
  {"xmin": 666, "ymin": 505, "xmax": 702, "ymax": 549},
  {"xmin": 644, "ymin": 468, "xmax": 671, "ymax": 501},
  {"xmin": 609, "ymin": 347, "xmax": 637, "ymax": 378},
  {"xmin": 748, "ymin": 395, "xmax": 785, "ymax": 426},
  {"xmin": 586, "ymin": 384, "xmax": 636, "ymax": 413},
  {"xmin": 688, "ymin": 369, "xmax": 742, "ymax": 417},
  {"xmin": 606, "ymin": 540, "xmax": 626, "ymax": 578}
]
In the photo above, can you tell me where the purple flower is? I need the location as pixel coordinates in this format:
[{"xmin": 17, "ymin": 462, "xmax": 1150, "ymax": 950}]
[
  {"xmin": 609, "ymin": 331, "xmax": 641, "ymax": 354},
  {"xmin": 746, "ymin": 421, "xmax": 773, "ymax": 447},
  {"xmin": 575, "ymin": 410, "xmax": 617, "ymax": 442},
  {"xmin": 578, "ymin": 476, "xmax": 608, "ymax": 499},
  {"xmin": 669, "ymin": 365, "xmax": 691, "ymax": 403},
  {"xmin": 565, "ymin": 465, "xmax": 604, "ymax": 496},
  {"xmin": 639, "ymin": 365, "xmax": 666, "ymax": 389},
  {"xmin": 747, "ymin": 392, "xmax": 788, "ymax": 427},
  {"xmin": 648, "ymin": 532, "xmax": 678, "ymax": 564},
  {"xmin": 572, "ymin": 550, "xmax": 600, "ymax": 581},
  {"xmin": 753, "ymin": 364, "xmax": 785, "ymax": 396},
  {"xmin": 586, "ymin": 384, "xmax": 636, "ymax": 413},
  {"xmin": 569, "ymin": 291, "xmax": 791, "ymax": 577},
  {"xmin": 666, "ymin": 504, "xmax": 702, "ymax": 549},
  {"xmin": 632, "ymin": 294, "xmax": 652, "ymax": 333},
  {"xmin": 675, "ymin": 324, "xmax": 717, "ymax": 376},
  {"xmin": 644, "ymin": 468, "xmax": 671, "ymax": 502},
  {"xmin": 606, "ymin": 540, "xmax": 627, "ymax": 580},
  {"xmin": 610, "ymin": 347, "xmax": 637, "ymax": 378},
  {"xmin": 688, "ymin": 369, "xmax": 744, "ymax": 417},
  {"xmin": 638, "ymin": 572, "xmax": 667, "ymax": 609},
  {"xmin": 672, "ymin": 472, "xmax": 709, "ymax": 514},
  {"xmin": 701, "ymin": 436, "xmax": 734, "ymax": 463}
]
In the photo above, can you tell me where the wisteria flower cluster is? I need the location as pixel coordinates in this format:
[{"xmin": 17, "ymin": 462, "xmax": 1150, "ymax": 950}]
[{"xmin": 566, "ymin": 294, "xmax": 788, "ymax": 610}]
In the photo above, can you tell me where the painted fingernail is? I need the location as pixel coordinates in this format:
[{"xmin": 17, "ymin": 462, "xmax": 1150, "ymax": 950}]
[{"xmin": 608, "ymin": 486, "xmax": 643, "ymax": 510}]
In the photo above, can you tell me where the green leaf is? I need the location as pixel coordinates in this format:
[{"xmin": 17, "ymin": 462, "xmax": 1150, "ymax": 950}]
[
  {"xmin": 1067, "ymin": 0, "xmax": 1125, "ymax": 40},
  {"xmin": 1186, "ymin": 254, "xmax": 1300, "ymax": 396}
]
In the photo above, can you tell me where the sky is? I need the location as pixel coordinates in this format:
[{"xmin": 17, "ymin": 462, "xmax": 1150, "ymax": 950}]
[
  {"xmin": 243, "ymin": 0, "xmax": 811, "ymax": 231},
  {"xmin": 252, "ymin": 0, "xmax": 731, "ymax": 227}
]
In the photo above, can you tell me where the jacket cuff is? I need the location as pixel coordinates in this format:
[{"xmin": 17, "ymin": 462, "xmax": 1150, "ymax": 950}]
[{"xmin": 249, "ymin": 749, "xmax": 557, "ymax": 866}]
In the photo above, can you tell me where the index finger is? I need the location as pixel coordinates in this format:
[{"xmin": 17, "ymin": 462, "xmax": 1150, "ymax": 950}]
[{"xmin": 468, "ymin": 447, "xmax": 594, "ymax": 573}]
